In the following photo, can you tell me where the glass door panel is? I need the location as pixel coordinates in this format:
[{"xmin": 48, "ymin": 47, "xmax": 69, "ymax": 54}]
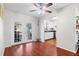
[{"xmin": 14, "ymin": 22, "xmax": 22, "ymax": 42}]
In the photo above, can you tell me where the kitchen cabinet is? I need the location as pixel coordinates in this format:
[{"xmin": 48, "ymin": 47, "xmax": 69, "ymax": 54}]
[{"xmin": 44, "ymin": 32, "xmax": 54, "ymax": 40}]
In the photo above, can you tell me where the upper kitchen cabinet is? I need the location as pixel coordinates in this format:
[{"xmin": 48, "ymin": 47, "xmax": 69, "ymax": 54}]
[{"xmin": 44, "ymin": 17, "xmax": 57, "ymax": 31}]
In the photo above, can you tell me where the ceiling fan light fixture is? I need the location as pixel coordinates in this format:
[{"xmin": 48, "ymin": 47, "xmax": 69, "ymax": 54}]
[
  {"xmin": 52, "ymin": 16, "xmax": 57, "ymax": 20},
  {"xmin": 30, "ymin": 3, "xmax": 53, "ymax": 14},
  {"xmin": 37, "ymin": 10, "xmax": 41, "ymax": 14}
]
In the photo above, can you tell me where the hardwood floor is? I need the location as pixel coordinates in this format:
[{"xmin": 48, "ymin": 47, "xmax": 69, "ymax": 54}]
[
  {"xmin": 4, "ymin": 41, "xmax": 57, "ymax": 56},
  {"xmin": 45, "ymin": 39, "xmax": 56, "ymax": 46},
  {"xmin": 4, "ymin": 40, "xmax": 79, "ymax": 56}
]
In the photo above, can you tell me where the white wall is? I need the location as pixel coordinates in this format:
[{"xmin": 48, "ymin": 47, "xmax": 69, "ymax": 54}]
[
  {"xmin": 39, "ymin": 19, "xmax": 45, "ymax": 42},
  {"xmin": 0, "ymin": 17, "xmax": 4, "ymax": 55},
  {"xmin": 3, "ymin": 9, "xmax": 39, "ymax": 47},
  {"xmin": 56, "ymin": 4, "xmax": 76, "ymax": 53}
]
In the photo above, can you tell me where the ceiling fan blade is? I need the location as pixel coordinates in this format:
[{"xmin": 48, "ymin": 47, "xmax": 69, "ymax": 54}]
[
  {"xmin": 45, "ymin": 10, "xmax": 52, "ymax": 13},
  {"xmin": 30, "ymin": 10, "xmax": 36, "ymax": 12},
  {"xmin": 46, "ymin": 3, "xmax": 53, "ymax": 7},
  {"xmin": 33, "ymin": 3, "xmax": 39, "ymax": 7}
]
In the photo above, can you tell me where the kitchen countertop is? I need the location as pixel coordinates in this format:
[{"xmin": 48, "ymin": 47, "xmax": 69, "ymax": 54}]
[
  {"xmin": 44, "ymin": 28, "xmax": 56, "ymax": 32},
  {"xmin": 44, "ymin": 30, "xmax": 56, "ymax": 32}
]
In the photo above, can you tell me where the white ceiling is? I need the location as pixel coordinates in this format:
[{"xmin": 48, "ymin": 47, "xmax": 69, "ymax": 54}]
[{"xmin": 3, "ymin": 3, "xmax": 71, "ymax": 17}]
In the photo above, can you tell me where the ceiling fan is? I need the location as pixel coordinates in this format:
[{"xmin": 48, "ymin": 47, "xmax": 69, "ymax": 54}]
[{"xmin": 29, "ymin": 3, "xmax": 53, "ymax": 14}]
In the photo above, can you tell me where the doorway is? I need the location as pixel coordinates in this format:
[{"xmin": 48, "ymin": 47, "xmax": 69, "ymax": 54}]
[
  {"xmin": 14, "ymin": 22, "xmax": 32, "ymax": 43},
  {"xmin": 44, "ymin": 18, "xmax": 57, "ymax": 46},
  {"xmin": 14, "ymin": 22, "xmax": 22, "ymax": 42},
  {"xmin": 26, "ymin": 23, "xmax": 32, "ymax": 40}
]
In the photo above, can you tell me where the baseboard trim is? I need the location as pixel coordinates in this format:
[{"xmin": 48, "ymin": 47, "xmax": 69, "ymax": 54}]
[
  {"xmin": 45, "ymin": 38, "xmax": 55, "ymax": 41},
  {"xmin": 5, "ymin": 44, "xmax": 12, "ymax": 48},
  {"xmin": 40, "ymin": 40, "xmax": 45, "ymax": 42},
  {"xmin": 12, "ymin": 41, "xmax": 35, "ymax": 47},
  {"xmin": 2, "ymin": 48, "xmax": 5, "ymax": 56},
  {"xmin": 57, "ymin": 46, "xmax": 76, "ymax": 54},
  {"xmin": 5, "ymin": 40, "xmax": 36, "ymax": 48}
]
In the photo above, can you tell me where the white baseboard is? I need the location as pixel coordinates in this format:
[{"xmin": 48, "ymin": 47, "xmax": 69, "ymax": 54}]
[
  {"xmin": 33, "ymin": 39, "xmax": 37, "ymax": 41},
  {"xmin": 5, "ymin": 40, "xmax": 35, "ymax": 48},
  {"xmin": 2, "ymin": 48, "xmax": 5, "ymax": 56},
  {"xmin": 40, "ymin": 40, "xmax": 45, "ymax": 42},
  {"xmin": 57, "ymin": 45, "xmax": 77, "ymax": 53},
  {"xmin": 5, "ymin": 44, "xmax": 12, "ymax": 48}
]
